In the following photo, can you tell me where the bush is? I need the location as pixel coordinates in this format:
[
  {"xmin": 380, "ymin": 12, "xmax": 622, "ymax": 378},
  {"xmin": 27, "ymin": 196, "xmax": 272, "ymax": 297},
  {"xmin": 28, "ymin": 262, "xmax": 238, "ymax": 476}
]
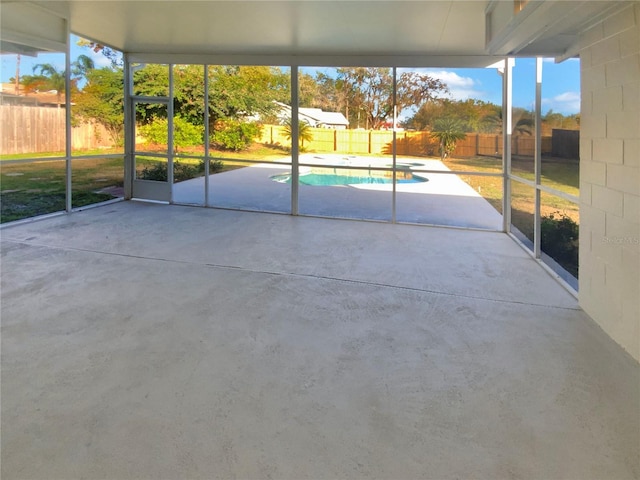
[
  {"xmin": 174, "ymin": 162, "xmax": 201, "ymax": 182},
  {"xmin": 139, "ymin": 162, "xmax": 167, "ymax": 181},
  {"xmin": 211, "ymin": 120, "xmax": 261, "ymax": 152},
  {"xmin": 139, "ymin": 116, "xmax": 204, "ymax": 150},
  {"xmin": 430, "ymin": 118, "xmax": 466, "ymax": 160},
  {"xmin": 541, "ymin": 211, "xmax": 579, "ymax": 277},
  {"xmin": 138, "ymin": 158, "xmax": 224, "ymax": 182}
]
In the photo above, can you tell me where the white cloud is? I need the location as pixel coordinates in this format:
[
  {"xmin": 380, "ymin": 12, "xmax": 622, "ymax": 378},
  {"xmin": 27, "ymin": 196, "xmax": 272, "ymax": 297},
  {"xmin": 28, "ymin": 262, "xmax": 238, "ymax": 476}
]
[
  {"xmin": 542, "ymin": 90, "xmax": 580, "ymax": 114},
  {"xmin": 426, "ymin": 70, "xmax": 483, "ymax": 100},
  {"xmin": 91, "ymin": 53, "xmax": 112, "ymax": 68},
  {"xmin": 80, "ymin": 49, "xmax": 114, "ymax": 68}
]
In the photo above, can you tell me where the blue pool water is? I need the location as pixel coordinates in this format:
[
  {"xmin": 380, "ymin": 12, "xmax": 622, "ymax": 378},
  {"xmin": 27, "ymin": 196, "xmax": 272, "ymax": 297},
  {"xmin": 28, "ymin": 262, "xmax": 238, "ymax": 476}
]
[{"xmin": 271, "ymin": 172, "xmax": 428, "ymax": 186}]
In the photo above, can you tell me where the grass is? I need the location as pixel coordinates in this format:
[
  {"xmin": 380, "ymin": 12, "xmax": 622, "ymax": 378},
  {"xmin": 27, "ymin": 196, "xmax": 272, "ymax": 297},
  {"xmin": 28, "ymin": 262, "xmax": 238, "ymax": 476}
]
[
  {"xmin": 1, "ymin": 145, "xmax": 579, "ymax": 237},
  {"xmin": 1, "ymin": 144, "xmax": 287, "ymax": 223},
  {"xmin": 441, "ymin": 154, "xmax": 579, "ymax": 224},
  {"xmin": 1, "ymin": 156, "xmax": 124, "ymax": 223},
  {"xmin": 1, "ymin": 147, "xmax": 125, "ymax": 161}
]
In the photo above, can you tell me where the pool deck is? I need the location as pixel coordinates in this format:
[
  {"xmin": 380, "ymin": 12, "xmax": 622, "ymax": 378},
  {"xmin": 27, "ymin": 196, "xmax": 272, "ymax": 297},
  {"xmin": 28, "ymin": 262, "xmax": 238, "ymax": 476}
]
[
  {"xmin": 2, "ymin": 201, "xmax": 638, "ymax": 479},
  {"xmin": 172, "ymin": 155, "xmax": 503, "ymax": 229}
]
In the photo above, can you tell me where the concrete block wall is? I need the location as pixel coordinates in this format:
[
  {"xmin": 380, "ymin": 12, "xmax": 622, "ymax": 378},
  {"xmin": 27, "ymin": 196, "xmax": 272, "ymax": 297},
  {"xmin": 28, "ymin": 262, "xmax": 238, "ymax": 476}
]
[{"xmin": 579, "ymin": 3, "xmax": 640, "ymax": 362}]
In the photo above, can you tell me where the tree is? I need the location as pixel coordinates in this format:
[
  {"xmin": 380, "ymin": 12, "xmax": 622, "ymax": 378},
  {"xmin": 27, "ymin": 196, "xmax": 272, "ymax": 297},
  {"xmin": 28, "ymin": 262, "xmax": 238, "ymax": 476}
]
[
  {"xmin": 73, "ymin": 67, "xmax": 125, "ymax": 145},
  {"xmin": 31, "ymin": 63, "xmax": 66, "ymax": 103},
  {"xmin": 173, "ymin": 64, "xmax": 206, "ymax": 126},
  {"xmin": 283, "ymin": 119, "xmax": 313, "ymax": 149},
  {"xmin": 15, "ymin": 72, "xmax": 49, "ymax": 95},
  {"xmin": 543, "ymin": 109, "xmax": 580, "ymax": 130},
  {"xmin": 511, "ymin": 107, "xmax": 534, "ymax": 135},
  {"xmin": 298, "ymin": 72, "xmax": 322, "ymax": 108},
  {"xmin": 25, "ymin": 56, "xmax": 95, "ymax": 105},
  {"xmin": 207, "ymin": 65, "xmax": 286, "ymax": 124},
  {"xmin": 431, "ymin": 118, "xmax": 467, "ymax": 160},
  {"xmin": 316, "ymin": 68, "xmax": 448, "ymax": 130},
  {"xmin": 136, "ymin": 64, "xmax": 289, "ymax": 128},
  {"xmin": 396, "ymin": 71, "xmax": 449, "ymax": 116},
  {"xmin": 76, "ymin": 38, "xmax": 123, "ymax": 68},
  {"xmin": 71, "ymin": 54, "xmax": 95, "ymax": 79},
  {"xmin": 472, "ymin": 106, "xmax": 534, "ymax": 135},
  {"xmin": 342, "ymin": 68, "xmax": 390, "ymax": 129},
  {"xmin": 404, "ymin": 99, "xmax": 502, "ymax": 133},
  {"xmin": 132, "ymin": 64, "xmax": 171, "ymax": 123}
]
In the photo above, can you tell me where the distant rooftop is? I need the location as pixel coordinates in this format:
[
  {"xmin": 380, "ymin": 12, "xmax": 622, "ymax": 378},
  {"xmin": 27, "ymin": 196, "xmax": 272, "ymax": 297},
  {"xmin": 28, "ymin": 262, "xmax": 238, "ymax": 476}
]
[{"xmin": 276, "ymin": 102, "xmax": 349, "ymax": 129}]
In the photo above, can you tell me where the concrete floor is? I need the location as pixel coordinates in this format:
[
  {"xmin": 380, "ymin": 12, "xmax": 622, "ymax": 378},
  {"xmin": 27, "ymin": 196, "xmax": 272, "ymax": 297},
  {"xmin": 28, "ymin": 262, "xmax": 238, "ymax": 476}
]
[
  {"xmin": 172, "ymin": 156, "xmax": 503, "ymax": 230},
  {"xmin": 1, "ymin": 201, "xmax": 638, "ymax": 479}
]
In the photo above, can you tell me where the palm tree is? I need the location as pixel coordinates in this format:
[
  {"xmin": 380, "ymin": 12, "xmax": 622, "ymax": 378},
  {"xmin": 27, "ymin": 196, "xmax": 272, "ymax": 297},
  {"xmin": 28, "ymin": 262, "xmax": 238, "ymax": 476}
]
[
  {"xmin": 71, "ymin": 54, "xmax": 95, "ymax": 79},
  {"xmin": 32, "ymin": 63, "xmax": 65, "ymax": 104},
  {"xmin": 283, "ymin": 118, "xmax": 313, "ymax": 150},
  {"xmin": 430, "ymin": 118, "xmax": 467, "ymax": 161},
  {"xmin": 481, "ymin": 107, "xmax": 533, "ymax": 135},
  {"xmin": 31, "ymin": 56, "xmax": 95, "ymax": 106}
]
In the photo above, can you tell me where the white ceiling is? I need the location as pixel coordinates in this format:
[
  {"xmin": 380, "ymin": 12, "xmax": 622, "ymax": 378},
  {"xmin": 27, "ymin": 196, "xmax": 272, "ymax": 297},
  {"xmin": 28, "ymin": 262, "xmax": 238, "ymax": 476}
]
[
  {"xmin": 37, "ymin": 1, "xmax": 490, "ymax": 57},
  {"xmin": 2, "ymin": 1, "xmax": 633, "ymax": 66}
]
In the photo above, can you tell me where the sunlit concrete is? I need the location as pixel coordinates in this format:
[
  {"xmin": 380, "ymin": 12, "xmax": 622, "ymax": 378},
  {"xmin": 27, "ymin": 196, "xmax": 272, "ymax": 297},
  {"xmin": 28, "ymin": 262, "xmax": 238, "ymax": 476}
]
[
  {"xmin": 173, "ymin": 156, "xmax": 503, "ymax": 229},
  {"xmin": 1, "ymin": 201, "xmax": 638, "ymax": 479}
]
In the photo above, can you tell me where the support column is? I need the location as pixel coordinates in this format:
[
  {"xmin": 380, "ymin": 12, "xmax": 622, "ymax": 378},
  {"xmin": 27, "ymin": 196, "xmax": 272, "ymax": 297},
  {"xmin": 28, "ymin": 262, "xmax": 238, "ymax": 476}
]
[
  {"xmin": 392, "ymin": 67, "xmax": 397, "ymax": 224},
  {"xmin": 534, "ymin": 57, "xmax": 543, "ymax": 258},
  {"xmin": 123, "ymin": 54, "xmax": 133, "ymax": 200},
  {"xmin": 167, "ymin": 66, "xmax": 174, "ymax": 201},
  {"xmin": 64, "ymin": 21, "xmax": 72, "ymax": 212},
  {"xmin": 204, "ymin": 65, "xmax": 210, "ymax": 206},
  {"xmin": 291, "ymin": 66, "xmax": 299, "ymax": 215},
  {"xmin": 502, "ymin": 58, "xmax": 514, "ymax": 232}
]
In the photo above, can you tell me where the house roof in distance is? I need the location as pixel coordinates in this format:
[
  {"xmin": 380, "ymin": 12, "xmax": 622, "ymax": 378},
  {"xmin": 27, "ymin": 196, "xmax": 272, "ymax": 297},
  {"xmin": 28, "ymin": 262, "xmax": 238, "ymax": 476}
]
[
  {"xmin": 299, "ymin": 108, "xmax": 349, "ymax": 128},
  {"xmin": 275, "ymin": 102, "xmax": 349, "ymax": 128},
  {"xmin": 0, "ymin": 83, "xmax": 65, "ymax": 106}
]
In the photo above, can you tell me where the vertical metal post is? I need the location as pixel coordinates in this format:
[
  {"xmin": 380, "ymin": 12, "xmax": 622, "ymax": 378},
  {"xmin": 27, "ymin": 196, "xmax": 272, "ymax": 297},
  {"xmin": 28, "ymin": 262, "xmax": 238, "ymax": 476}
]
[
  {"xmin": 123, "ymin": 54, "xmax": 133, "ymax": 199},
  {"xmin": 291, "ymin": 65, "xmax": 299, "ymax": 215},
  {"xmin": 534, "ymin": 57, "xmax": 543, "ymax": 258},
  {"xmin": 204, "ymin": 64, "xmax": 210, "ymax": 206},
  {"xmin": 64, "ymin": 22, "xmax": 72, "ymax": 212},
  {"xmin": 392, "ymin": 67, "xmax": 397, "ymax": 224},
  {"xmin": 502, "ymin": 58, "xmax": 514, "ymax": 232},
  {"xmin": 168, "ymin": 65, "xmax": 174, "ymax": 201}
]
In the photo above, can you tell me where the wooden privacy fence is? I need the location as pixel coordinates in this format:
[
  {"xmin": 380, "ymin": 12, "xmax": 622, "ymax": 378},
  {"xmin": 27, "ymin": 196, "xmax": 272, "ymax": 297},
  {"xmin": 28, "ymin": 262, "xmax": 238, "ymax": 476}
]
[
  {"xmin": 1, "ymin": 105, "xmax": 112, "ymax": 155},
  {"xmin": 551, "ymin": 129, "xmax": 579, "ymax": 158},
  {"xmin": 259, "ymin": 124, "xmax": 554, "ymax": 158},
  {"xmin": 1, "ymin": 108, "xmax": 565, "ymax": 159}
]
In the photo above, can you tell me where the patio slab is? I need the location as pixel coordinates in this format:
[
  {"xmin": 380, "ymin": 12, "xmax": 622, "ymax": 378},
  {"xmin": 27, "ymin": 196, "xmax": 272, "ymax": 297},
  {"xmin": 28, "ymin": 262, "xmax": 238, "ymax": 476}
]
[{"xmin": 1, "ymin": 202, "xmax": 638, "ymax": 479}]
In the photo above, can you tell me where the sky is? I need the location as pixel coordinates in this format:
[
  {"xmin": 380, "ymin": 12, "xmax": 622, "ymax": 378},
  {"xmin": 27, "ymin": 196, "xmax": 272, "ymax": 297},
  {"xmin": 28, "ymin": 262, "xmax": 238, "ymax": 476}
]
[
  {"xmin": 1, "ymin": 35, "xmax": 581, "ymax": 116},
  {"xmin": 404, "ymin": 58, "xmax": 581, "ymax": 115}
]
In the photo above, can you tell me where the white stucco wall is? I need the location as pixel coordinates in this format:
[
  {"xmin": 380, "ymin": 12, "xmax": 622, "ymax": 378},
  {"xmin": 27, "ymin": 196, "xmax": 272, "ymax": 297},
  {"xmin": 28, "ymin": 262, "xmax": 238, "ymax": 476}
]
[{"xmin": 578, "ymin": 3, "xmax": 640, "ymax": 361}]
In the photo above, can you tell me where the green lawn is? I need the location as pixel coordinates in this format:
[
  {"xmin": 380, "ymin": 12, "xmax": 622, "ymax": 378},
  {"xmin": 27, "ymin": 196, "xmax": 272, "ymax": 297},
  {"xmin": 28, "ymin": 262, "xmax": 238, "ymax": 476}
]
[
  {"xmin": 1, "ymin": 157, "xmax": 124, "ymax": 223},
  {"xmin": 441, "ymin": 154, "xmax": 579, "ymax": 223},
  {"xmin": 0, "ymin": 147, "xmax": 125, "ymax": 161},
  {"xmin": 1, "ymin": 144, "xmax": 288, "ymax": 223}
]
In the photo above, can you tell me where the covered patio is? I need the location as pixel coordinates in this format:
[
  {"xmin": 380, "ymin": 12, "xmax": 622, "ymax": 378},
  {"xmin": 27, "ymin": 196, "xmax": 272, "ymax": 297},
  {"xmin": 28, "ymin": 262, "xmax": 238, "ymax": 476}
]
[
  {"xmin": 2, "ymin": 201, "xmax": 638, "ymax": 478},
  {"xmin": 2, "ymin": 1, "xmax": 639, "ymax": 478}
]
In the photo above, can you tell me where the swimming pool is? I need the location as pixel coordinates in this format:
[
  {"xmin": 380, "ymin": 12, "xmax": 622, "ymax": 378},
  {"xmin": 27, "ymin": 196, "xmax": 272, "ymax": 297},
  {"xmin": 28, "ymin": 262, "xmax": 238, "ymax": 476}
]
[{"xmin": 270, "ymin": 171, "xmax": 428, "ymax": 186}]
